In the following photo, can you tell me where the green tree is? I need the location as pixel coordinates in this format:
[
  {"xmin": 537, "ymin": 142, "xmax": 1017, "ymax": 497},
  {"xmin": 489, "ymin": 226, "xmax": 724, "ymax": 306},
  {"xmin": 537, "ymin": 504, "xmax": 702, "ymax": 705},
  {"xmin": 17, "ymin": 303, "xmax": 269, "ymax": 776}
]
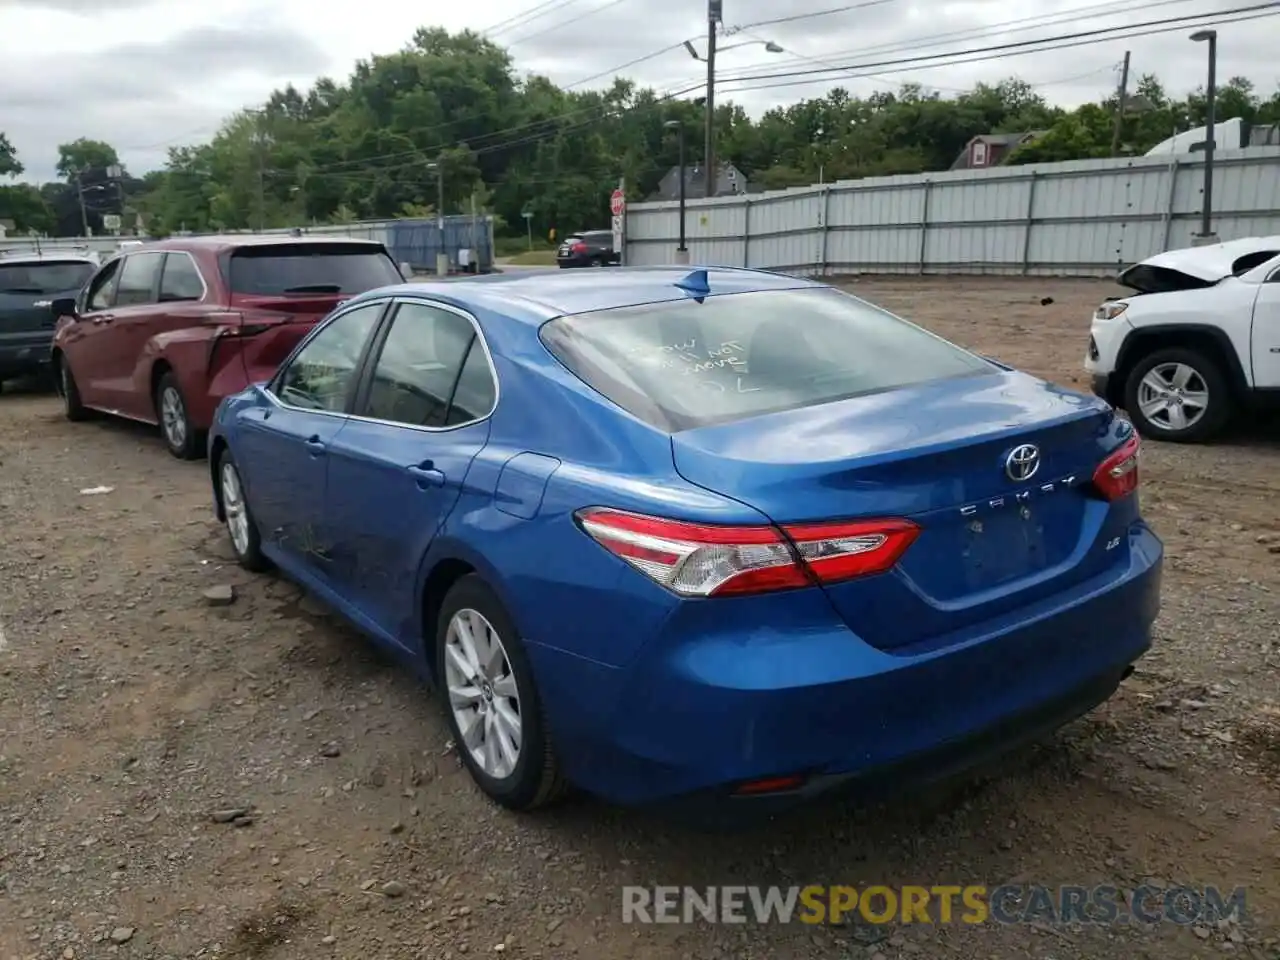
[
  {"xmin": 56, "ymin": 138, "xmax": 122, "ymax": 180},
  {"xmin": 0, "ymin": 132, "xmax": 22, "ymax": 178}
]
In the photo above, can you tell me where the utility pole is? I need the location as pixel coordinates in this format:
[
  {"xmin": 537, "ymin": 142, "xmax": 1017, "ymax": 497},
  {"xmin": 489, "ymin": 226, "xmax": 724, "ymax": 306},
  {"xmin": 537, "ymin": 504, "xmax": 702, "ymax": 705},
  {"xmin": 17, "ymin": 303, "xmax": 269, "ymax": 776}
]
[
  {"xmin": 704, "ymin": 0, "xmax": 721, "ymax": 198},
  {"xmin": 254, "ymin": 110, "xmax": 266, "ymax": 232},
  {"xmin": 74, "ymin": 171, "xmax": 90, "ymax": 237},
  {"xmin": 1110, "ymin": 51, "xmax": 1131, "ymax": 157}
]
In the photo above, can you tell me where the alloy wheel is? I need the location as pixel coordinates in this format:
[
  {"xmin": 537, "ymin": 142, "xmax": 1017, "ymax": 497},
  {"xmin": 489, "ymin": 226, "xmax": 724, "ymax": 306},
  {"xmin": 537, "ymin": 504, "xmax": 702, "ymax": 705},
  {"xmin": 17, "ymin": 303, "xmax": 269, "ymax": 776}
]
[
  {"xmin": 161, "ymin": 386, "xmax": 187, "ymax": 449},
  {"xmin": 443, "ymin": 607, "xmax": 522, "ymax": 780},
  {"xmin": 220, "ymin": 462, "xmax": 251, "ymax": 557},
  {"xmin": 1136, "ymin": 361, "xmax": 1209, "ymax": 432}
]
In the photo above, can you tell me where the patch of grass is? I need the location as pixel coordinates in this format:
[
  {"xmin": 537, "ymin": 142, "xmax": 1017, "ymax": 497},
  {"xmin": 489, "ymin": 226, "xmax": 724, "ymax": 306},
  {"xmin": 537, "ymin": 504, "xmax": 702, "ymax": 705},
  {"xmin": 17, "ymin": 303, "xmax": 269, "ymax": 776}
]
[{"xmin": 504, "ymin": 249, "xmax": 558, "ymax": 266}]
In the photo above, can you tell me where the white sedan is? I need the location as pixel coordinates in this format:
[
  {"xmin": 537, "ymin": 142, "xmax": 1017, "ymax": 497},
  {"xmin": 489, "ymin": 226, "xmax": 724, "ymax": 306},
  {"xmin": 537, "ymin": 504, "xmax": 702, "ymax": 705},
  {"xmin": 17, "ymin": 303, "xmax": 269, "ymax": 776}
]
[{"xmin": 1085, "ymin": 235, "xmax": 1280, "ymax": 442}]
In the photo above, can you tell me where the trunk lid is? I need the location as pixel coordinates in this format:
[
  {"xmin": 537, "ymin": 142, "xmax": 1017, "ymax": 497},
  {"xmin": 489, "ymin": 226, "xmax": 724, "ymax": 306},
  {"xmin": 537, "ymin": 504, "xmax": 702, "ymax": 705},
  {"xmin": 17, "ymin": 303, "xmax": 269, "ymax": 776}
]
[{"xmin": 671, "ymin": 370, "xmax": 1121, "ymax": 649}]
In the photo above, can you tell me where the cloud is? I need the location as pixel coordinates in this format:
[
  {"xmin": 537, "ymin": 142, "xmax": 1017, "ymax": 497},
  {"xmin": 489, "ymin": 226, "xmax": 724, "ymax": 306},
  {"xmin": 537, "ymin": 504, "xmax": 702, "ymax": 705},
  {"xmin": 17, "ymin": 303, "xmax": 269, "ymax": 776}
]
[
  {"xmin": 1, "ymin": 0, "xmax": 1277, "ymax": 182},
  {"xmin": 0, "ymin": 21, "xmax": 333, "ymax": 179}
]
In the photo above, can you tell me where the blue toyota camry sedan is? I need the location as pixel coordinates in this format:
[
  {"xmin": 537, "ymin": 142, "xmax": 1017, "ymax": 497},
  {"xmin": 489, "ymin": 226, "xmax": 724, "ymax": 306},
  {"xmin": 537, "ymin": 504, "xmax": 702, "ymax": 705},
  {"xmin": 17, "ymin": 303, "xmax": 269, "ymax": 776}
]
[{"xmin": 207, "ymin": 266, "xmax": 1162, "ymax": 820}]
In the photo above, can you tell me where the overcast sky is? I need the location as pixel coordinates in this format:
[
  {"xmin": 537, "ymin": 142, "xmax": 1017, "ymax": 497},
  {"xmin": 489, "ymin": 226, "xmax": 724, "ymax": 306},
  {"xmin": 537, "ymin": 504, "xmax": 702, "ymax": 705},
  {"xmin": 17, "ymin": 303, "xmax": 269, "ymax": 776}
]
[{"xmin": 1, "ymin": 0, "xmax": 1276, "ymax": 182}]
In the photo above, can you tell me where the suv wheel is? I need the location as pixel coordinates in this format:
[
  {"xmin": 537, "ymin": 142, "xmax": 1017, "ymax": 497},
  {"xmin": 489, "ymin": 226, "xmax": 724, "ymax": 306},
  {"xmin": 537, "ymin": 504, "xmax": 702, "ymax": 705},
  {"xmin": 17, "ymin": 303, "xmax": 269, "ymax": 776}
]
[
  {"xmin": 1123, "ymin": 346, "xmax": 1233, "ymax": 443},
  {"xmin": 156, "ymin": 372, "xmax": 204, "ymax": 460}
]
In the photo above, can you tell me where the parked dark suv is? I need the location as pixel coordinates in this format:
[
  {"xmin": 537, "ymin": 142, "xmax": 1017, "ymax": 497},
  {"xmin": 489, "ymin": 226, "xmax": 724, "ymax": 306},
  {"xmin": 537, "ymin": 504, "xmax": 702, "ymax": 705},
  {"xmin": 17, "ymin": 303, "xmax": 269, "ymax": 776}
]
[
  {"xmin": 0, "ymin": 250, "xmax": 99, "ymax": 390},
  {"xmin": 555, "ymin": 230, "xmax": 619, "ymax": 268}
]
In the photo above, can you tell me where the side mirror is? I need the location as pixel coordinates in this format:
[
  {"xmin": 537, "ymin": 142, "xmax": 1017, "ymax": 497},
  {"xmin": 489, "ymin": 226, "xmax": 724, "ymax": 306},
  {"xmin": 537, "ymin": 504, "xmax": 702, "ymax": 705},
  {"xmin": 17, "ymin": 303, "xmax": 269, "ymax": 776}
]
[{"xmin": 49, "ymin": 297, "xmax": 77, "ymax": 319}]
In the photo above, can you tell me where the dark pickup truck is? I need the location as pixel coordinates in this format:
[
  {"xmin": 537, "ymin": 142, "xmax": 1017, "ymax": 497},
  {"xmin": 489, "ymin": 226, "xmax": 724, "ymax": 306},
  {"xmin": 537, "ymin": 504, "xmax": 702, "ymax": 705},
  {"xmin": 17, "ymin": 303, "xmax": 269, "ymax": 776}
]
[
  {"xmin": 556, "ymin": 229, "xmax": 620, "ymax": 268},
  {"xmin": 0, "ymin": 251, "xmax": 99, "ymax": 389}
]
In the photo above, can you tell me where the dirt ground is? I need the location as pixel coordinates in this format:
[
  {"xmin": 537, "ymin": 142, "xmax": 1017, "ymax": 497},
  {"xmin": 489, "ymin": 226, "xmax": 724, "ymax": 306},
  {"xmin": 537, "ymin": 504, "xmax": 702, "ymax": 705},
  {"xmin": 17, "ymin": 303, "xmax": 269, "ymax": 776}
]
[{"xmin": 1, "ymin": 276, "xmax": 1278, "ymax": 960}]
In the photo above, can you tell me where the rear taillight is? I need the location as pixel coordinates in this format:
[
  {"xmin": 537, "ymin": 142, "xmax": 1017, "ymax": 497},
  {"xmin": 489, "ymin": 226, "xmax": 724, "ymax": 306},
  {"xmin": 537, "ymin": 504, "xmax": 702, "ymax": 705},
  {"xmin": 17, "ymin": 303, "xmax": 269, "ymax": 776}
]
[
  {"xmin": 574, "ymin": 508, "xmax": 919, "ymax": 597},
  {"xmin": 571, "ymin": 242, "xmax": 587, "ymax": 253},
  {"xmin": 1092, "ymin": 432, "xmax": 1141, "ymax": 500}
]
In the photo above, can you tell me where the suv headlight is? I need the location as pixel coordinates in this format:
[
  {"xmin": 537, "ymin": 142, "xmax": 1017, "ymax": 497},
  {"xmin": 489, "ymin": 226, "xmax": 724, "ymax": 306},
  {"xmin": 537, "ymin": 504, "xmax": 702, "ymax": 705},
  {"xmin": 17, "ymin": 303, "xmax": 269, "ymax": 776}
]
[{"xmin": 1094, "ymin": 302, "xmax": 1128, "ymax": 321}]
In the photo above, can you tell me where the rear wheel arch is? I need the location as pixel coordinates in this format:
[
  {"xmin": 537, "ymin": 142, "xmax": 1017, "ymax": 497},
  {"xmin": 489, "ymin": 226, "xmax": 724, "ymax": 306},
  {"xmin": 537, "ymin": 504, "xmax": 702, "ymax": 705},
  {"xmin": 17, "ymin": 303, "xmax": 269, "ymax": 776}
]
[
  {"xmin": 417, "ymin": 546, "xmax": 520, "ymax": 682},
  {"xmin": 1115, "ymin": 325, "xmax": 1249, "ymax": 402},
  {"xmin": 149, "ymin": 358, "xmax": 174, "ymax": 412},
  {"xmin": 209, "ymin": 436, "xmax": 229, "ymax": 520}
]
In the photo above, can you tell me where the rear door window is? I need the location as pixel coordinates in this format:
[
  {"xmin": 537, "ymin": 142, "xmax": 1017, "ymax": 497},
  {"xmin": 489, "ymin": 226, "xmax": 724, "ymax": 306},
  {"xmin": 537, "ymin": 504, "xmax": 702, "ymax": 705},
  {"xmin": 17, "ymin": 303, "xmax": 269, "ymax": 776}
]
[
  {"xmin": 114, "ymin": 252, "xmax": 165, "ymax": 307},
  {"xmin": 358, "ymin": 302, "xmax": 495, "ymax": 428},
  {"xmin": 158, "ymin": 253, "xmax": 205, "ymax": 302},
  {"xmin": 228, "ymin": 243, "xmax": 402, "ymax": 296},
  {"xmin": 541, "ymin": 286, "xmax": 994, "ymax": 432},
  {"xmin": 0, "ymin": 260, "xmax": 96, "ymax": 294}
]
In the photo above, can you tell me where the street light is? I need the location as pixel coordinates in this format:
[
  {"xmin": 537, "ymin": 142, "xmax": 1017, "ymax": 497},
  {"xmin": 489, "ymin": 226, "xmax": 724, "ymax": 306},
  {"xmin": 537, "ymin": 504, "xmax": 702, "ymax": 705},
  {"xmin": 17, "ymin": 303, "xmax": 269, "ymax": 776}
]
[
  {"xmin": 1190, "ymin": 28, "xmax": 1218, "ymax": 244},
  {"xmin": 682, "ymin": 38, "xmax": 782, "ymax": 60},
  {"xmin": 685, "ymin": 26, "xmax": 784, "ymax": 199},
  {"xmin": 664, "ymin": 119, "xmax": 689, "ymax": 264}
]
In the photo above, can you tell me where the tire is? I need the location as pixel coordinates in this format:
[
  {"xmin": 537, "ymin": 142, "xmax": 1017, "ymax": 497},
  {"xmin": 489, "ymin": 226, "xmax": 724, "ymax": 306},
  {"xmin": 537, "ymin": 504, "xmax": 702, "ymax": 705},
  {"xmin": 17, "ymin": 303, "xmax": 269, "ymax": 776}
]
[
  {"xmin": 436, "ymin": 575, "xmax": 567, "ymax": 811},
  {"xmin": 216, "ymin": 448, "xmax": 270, "ymax": 572},
  {"xmin": 155, "ymin": 371, "xmax": 204, "ymax": 460},
  {"xmin": 57, "ymin": 355, "xmax": 90, "ymax": 421},
  {"xmin": 1122, "ymin": 346, "xmax": 1233, "ymax": 444}
]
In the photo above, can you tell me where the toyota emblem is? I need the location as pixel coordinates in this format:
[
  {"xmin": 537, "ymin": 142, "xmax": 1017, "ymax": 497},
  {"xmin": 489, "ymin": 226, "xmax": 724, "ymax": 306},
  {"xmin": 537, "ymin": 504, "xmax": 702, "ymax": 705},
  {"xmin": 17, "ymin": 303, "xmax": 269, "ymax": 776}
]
[{"xmin": 1005, "ymin": 444, "xmax": 1041, "ymax": 482}]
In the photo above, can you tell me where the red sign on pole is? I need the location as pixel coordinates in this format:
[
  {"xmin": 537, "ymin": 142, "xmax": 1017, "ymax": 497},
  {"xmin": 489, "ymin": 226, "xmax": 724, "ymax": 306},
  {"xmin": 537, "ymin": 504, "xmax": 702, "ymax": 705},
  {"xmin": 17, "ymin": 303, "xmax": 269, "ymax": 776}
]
[{"xmin": 610, "ymin": 188, "xmax": 626, "ymax": 218}]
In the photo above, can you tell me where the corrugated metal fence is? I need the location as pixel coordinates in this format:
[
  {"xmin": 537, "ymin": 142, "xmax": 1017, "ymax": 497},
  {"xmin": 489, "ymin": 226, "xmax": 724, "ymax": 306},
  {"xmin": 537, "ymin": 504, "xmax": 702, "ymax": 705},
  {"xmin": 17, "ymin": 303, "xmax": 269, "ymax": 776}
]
[
  {"xmin": 0, "ymin": 215, "xmax": 496, "ymax": 274},
  {"xmin": 623, "ymin": 147, "xmax": 1280, "ymax": 276}
]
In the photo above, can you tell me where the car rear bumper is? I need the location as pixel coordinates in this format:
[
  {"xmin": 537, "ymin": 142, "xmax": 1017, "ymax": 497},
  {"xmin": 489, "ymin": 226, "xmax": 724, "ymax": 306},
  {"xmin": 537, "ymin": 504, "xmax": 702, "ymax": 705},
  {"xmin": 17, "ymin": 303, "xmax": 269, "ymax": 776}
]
[
  {"xmin": 0, "ymin": 334, "xmax": 54, "ymax": 377},
  {"xmin": 556, "ymin": 255, "xmax": 593, "ymax": 268},
  {"xmin": 527, "ymin": 522, "xmax": 1162, "ymax": 817}
]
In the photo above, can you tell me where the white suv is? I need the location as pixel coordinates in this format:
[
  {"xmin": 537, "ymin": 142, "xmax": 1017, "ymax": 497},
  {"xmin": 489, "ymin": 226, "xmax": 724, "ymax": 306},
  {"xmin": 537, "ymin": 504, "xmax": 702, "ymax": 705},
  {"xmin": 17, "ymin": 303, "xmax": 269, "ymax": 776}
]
[{"xmin": 1085, "ymin": 236, "xmax": 1280, "ymax": 443}]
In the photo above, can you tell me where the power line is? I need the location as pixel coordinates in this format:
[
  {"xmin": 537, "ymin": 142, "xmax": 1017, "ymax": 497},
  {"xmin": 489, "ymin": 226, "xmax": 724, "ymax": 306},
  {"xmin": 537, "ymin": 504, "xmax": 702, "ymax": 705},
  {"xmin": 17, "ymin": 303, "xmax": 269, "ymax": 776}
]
[
  {"xmin": 708, "ymin": 3, "xmax": 1279, "ymax": 90},
  {"xmin": 480, "ymin": 0, "xmax": 566, "ymax": 38},
  {"xmin": 714, "ymin": 0, "xmax": 1219, "ymax": 83},
  {"xmin": 507, "ymin": 0, "xmax": 629, "ymax": 46},
  {"xmin": 717, "ymin": 5, "xmax": 1280, "ymax": 95},
  {"xmin": 731, "ymin": 0, "xmax": 897, "ymax": 32}
]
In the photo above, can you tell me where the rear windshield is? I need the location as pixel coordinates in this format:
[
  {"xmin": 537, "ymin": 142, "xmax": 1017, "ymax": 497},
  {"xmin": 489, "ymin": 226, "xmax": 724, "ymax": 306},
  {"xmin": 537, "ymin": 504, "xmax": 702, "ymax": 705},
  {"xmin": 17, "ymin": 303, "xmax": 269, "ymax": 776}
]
[
  {"xmin": 0, "ymin": 260, "xmax": 95, "ymax": 294},
  {"xmin": 227, "ymin": 243, "xmax": 402, "ymax": 296},
  {"xmin": 540, "ymin": 286, "xmax": 994, "ymax": 432}
]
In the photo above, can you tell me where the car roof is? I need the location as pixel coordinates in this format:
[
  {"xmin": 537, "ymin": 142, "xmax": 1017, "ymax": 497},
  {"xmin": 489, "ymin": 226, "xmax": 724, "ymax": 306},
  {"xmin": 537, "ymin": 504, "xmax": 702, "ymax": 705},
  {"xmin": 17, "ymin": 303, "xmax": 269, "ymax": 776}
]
[
  {"xmin": 358, "ymin": 266, "xmax": 822, "ymax": 322},
  {"xmin": 141, "ymin": 235, "xmax": 386, "ymax": 254}
]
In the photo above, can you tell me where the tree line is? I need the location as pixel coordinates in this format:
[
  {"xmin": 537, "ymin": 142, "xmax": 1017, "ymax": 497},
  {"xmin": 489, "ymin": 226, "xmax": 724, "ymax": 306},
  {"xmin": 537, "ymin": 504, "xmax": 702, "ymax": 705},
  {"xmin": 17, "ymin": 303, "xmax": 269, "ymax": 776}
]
[{"xmin": 2, "ymin": 28, "xmax": 1279, "ymax": 240}]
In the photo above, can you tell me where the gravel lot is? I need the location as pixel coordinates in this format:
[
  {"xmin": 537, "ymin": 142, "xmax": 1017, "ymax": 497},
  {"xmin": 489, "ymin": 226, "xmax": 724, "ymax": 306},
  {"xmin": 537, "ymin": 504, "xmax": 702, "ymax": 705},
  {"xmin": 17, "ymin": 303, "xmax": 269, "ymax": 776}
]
[{"xmin": 1, "ymin": 276, "xmax": 1278, "ymax": 960}]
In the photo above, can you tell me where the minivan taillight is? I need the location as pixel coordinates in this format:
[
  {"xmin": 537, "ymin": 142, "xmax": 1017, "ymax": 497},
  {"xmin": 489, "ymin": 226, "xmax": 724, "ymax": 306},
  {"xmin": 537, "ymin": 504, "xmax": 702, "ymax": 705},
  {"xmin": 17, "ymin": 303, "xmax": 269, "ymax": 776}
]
[
  {"xmin": 1092, "ymin": 433, "xmax": 1141, "ymax": 501},
  {"xmin": 571, "ymin": 242, "xmax": 587, "ymax": 254},
  {"xmin": 575, "ymin": 508, "xmax": 919, "ymax": 597}
]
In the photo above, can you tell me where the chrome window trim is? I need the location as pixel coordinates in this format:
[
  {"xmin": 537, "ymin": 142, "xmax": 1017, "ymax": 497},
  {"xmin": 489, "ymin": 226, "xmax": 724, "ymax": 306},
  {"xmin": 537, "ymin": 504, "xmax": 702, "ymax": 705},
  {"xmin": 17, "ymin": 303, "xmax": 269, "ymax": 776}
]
[
  {"xmin": 267, "ymin": 295, "xmax": 501, "ymax": 434},
  {"xmin": 159, "ymin": 249, "xmax": 211, "ymax": 302}
]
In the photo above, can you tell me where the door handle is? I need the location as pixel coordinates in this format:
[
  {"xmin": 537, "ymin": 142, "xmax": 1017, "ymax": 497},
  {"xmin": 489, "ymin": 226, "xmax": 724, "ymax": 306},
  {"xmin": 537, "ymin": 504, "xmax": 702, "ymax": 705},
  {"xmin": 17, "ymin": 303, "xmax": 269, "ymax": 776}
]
[
  {"xmin": 304, "ymin": 435, "xmax": 327, "ymax": 456},
  {"xmin": 407, "ymin": 460, "xmax": 445, "ymax": 488},
  {"xmin": 93, "ymin": 314, "xmax": 116, "ymax": 325}
]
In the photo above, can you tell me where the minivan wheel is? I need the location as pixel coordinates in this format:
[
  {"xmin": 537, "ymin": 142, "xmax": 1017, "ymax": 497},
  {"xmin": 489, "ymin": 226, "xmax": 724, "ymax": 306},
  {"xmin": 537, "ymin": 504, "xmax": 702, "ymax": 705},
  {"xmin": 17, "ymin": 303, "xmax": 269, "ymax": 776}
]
[
  {"xmin": 57, "ymin": 356, "xmax": 90, "ymax": 421},
  {"xmin": 1123, "ymin": 347, "xmax": 1233, "ymax": 443},
  {"xmin": 217, "ymin": 449, "xmax": 270, "ymax": 572},
  {"xmin": 156, "ymin": 372, "xmax": 204, "ymax": 460},
  {"xmin": 436, "ymin": 575, "xmax": 567, "ymax": 811}
]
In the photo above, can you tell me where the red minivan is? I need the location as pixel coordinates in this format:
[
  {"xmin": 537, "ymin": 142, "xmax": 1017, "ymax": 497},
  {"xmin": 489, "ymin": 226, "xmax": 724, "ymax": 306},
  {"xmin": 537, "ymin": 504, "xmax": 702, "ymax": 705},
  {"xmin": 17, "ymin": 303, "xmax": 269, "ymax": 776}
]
[{"xmin": 50, "ymin": 236, "xmax": 404, "ymax": 458}]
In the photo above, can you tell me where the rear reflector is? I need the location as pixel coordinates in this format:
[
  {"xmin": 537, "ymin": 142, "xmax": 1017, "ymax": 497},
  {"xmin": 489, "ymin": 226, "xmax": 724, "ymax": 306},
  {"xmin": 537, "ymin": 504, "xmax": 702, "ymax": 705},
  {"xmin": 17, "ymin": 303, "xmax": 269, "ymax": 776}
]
[
  {"xmin": 734, "ymin": 774, "xmax": 807, "ymax": 796},
  {"xmin": 1092, "ymin": 432, "xmax": 1141, "ymax": 501},
  {"xmin": 575, "ymin": 508, "xmax": 919, "ymax": 597}
]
